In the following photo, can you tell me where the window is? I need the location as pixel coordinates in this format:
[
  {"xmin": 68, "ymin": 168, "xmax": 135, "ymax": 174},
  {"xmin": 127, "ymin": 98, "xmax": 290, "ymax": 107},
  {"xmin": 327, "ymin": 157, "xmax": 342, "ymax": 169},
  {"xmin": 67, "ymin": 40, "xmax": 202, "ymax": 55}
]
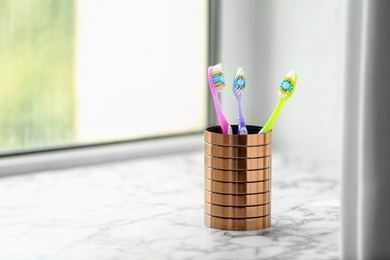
[{"xmin": 0, "ymin": 0, "xmax": 208, "ymax": 155}]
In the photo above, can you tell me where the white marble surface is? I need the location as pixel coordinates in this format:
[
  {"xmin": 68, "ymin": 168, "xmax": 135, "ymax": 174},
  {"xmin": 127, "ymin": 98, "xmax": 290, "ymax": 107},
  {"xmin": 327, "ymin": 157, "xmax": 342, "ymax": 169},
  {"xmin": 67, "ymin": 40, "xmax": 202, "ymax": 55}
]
[{"xmin": 0, "ymin": 150, "xmax": 339, "ymax": 260}]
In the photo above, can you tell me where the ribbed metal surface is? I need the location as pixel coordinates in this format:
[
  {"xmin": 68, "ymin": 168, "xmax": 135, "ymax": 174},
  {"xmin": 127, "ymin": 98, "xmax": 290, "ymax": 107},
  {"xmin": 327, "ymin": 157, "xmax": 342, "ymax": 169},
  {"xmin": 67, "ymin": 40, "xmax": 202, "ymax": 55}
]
[
  {"xmin": 205, "ymin": 202, "xmax": 271, "ymax": 218},
  {"xmin": 204, "ymin": 143, "xmax": 271, "ymax": 158},
  {"xmin": 204, "ymin": 125, "xmax": 272, "ymax": 230},
  {"xmin": 204, "ymin": 190, "xmax": 271, "ymax": 206},
  {"xmin": 204, "ymin": 214, "xmax": 271, "ymax": 231},
  {"xmin": 204, "ymin": 166, "xmax": 271, "ymax": 182},
  {"xmin": 204, "ymin": 125, "xmax": 271, "ymax": 146},
  {"xmin": 205, "ymin": 178, "xmax": 271, "ymax": 194}
]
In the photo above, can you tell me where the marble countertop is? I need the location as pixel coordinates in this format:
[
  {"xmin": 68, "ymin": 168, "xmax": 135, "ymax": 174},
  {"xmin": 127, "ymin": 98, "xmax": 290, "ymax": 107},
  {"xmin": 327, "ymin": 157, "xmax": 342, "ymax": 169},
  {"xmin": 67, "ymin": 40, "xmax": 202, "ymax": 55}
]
[{"xmin": 0, "ymin": 150, "xmax": 339, "ymax": 260}]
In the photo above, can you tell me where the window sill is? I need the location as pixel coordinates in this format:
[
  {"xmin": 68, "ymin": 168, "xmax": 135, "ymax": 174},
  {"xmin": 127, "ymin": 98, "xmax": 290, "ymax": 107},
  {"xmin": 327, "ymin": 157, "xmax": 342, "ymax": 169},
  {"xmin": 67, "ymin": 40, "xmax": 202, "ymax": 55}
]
[{"xmin": 0, "ymin": 134, "xmax": 203, "ymax": 177}]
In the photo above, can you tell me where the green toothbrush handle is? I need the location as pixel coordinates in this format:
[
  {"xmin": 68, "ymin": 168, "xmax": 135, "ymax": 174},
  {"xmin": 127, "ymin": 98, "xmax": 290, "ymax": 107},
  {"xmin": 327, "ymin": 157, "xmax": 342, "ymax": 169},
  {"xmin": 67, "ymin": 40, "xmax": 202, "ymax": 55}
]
[{"xmin": 259, "ymin": 98, "xmax": 286, "ymax": 133}]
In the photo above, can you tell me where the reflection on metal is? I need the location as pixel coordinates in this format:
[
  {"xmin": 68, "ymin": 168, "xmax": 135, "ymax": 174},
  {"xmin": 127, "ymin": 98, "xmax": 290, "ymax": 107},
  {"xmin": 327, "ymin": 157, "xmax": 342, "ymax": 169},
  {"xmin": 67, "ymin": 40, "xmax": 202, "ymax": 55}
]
[{"xmin": 204, "ymin": 125, "xmax": 272, "ymax": 230}]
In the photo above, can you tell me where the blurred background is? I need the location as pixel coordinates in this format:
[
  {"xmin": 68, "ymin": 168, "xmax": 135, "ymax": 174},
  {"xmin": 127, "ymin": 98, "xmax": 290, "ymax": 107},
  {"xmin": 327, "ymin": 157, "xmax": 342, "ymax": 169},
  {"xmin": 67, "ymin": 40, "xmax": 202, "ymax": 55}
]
[
  {"xmin": 0, "ymin": 0, "xmax": 346, "ymax": 170},
  {"xmin": 0, "ymin": 0, "xmax": 207, "ymax": 154},
  {"xmin": 218, "ymin": 0, "xmax": 345, "ymax": 167},
  {"xmin": 0, "ymin": 0, "xmax": 77, "ymax": 152}
]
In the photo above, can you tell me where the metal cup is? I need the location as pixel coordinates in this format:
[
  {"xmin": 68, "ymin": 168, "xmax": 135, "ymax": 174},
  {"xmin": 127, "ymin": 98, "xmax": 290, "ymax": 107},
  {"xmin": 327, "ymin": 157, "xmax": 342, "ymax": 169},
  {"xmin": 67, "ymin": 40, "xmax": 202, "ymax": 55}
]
[{"xmin": 204, "ymin": 125, "xmax": 272, "ymax": 230}]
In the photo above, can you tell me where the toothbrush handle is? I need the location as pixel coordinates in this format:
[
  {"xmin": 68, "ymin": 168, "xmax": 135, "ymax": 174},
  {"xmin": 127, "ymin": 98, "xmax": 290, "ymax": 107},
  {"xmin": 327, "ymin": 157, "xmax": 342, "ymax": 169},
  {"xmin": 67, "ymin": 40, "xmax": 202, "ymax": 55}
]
[
  {"xmin": 237, "ymin": 97, "xmax": 248, "ymax": 135},
  {"xmin": 212, "ymin": 92, "xmax": 232, "ymax": 134},
  {"xmin": 259, "ymin": 98, "xmax": 286, "ymax": 134}
]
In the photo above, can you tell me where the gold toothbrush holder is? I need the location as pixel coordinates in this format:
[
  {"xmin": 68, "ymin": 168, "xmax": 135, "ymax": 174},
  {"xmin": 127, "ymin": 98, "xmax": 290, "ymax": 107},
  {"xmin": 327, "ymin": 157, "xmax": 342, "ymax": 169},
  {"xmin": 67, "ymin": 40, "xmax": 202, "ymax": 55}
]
[{"xmin": 204, "ymin": 125, "xmax": 272, "ymax": 230}]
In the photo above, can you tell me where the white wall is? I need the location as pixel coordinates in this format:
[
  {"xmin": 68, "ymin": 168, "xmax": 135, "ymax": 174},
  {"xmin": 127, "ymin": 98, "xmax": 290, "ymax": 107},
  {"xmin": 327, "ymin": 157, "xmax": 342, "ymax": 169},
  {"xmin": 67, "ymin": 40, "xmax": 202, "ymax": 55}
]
[{"xmin": 219, "ymin": 0, "xmax": 346, "ymax": 166}]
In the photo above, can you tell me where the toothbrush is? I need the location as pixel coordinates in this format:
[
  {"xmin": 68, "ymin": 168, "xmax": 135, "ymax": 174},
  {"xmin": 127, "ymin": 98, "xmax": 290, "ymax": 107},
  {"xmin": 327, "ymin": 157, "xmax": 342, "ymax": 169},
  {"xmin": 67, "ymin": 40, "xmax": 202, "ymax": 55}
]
[
  {"xmin": 259, "ymin": 70, "xmax": 298, "ymax": 134},
  {"xmin": 232, "ymin": 67, "xmax": 248, "ymax": 135},
  {"xmin": 208, "ymin": 63, "xmax": 232, "ymax": 134}
]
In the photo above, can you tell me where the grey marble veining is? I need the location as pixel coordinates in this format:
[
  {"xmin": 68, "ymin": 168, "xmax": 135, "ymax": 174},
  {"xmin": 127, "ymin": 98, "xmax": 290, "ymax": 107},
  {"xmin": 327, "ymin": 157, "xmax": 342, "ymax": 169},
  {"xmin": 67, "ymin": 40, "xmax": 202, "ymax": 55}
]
[{"xmin": 0, "ymin": 150, "xmax": 339, "ymax": 260}]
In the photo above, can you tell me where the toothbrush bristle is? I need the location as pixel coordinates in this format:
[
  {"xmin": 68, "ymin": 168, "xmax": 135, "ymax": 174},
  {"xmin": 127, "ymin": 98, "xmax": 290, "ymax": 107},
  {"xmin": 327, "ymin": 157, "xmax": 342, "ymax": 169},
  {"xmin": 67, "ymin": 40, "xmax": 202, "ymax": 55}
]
[
  {"xmin": 233, "ymin": 67, "xmax": 246, "ymax": 96},
  {"xmin": 278, "ymin": 70, "xmax": 297, "ymax": 99},
  {"xmin": 208, "ymin": 63, "xmax": 226, "ymax": 91}
]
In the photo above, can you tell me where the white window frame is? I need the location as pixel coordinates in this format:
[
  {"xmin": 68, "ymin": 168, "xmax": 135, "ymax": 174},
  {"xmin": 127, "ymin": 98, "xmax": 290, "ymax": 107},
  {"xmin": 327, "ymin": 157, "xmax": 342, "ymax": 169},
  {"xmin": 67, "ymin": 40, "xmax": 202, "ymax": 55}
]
[
  {"xmin": 0, "ymin": 1, "xmax": 219, "ymax": 176},
  {"xmin": 0, "ymin": 134, "xmax": 203, "ymax": 176}
]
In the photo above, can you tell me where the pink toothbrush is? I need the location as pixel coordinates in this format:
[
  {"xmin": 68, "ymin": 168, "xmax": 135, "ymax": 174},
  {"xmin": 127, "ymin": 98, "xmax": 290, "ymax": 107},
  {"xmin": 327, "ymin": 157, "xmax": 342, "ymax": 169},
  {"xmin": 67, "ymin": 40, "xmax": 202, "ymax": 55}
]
[{"xmin": 208, "ymin": 63, "xmax": 232, "ymax": 134}]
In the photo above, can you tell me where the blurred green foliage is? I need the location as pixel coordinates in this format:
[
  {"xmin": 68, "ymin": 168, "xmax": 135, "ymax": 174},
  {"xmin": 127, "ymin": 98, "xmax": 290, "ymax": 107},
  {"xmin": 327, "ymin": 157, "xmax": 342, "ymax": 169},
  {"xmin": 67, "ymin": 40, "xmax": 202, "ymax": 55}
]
[{"xmin": 0, "ymin": 0, "xmax": 76, "ymax": 153}]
